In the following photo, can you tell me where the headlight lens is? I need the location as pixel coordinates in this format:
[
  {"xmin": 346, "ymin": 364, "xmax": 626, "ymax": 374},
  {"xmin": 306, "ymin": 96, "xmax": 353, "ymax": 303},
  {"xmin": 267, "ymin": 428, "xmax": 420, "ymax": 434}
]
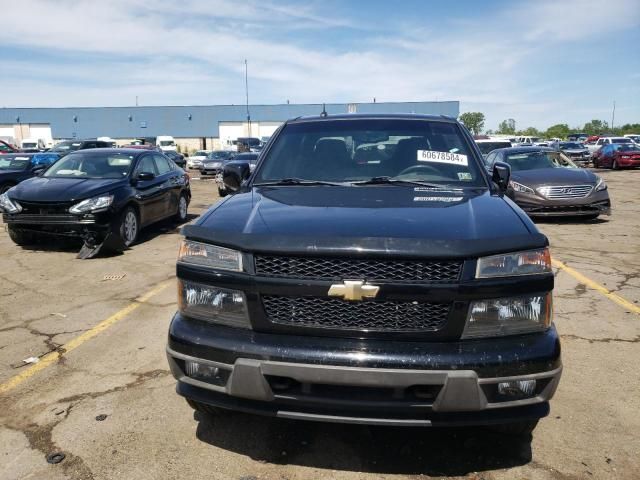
[
  {"xmin": 178, "ymin": 279, "xmax": 249, "ymax": 328},
  {"xmin": 69, "ymin": 194, "xmax": 113, "ymax": 214},
  {"xmin": 462, "ymin": 292, "xmax": 553, "ymax": 339},
  {"xmin": 178, "ymin": 240, "xmax": 243, "ymax": 271},
  {"xmin": 476, "ymin": 248, "xmax": 551, "ymax": 278},
  {"xmin": 595, "ymin": 177, "xmax": 607, "ymax": 192},
  {"xmin": 0, "ymin": 193, "xmax": 22, "ymax": 213},
  {"xmin": 508, "ymin": 180, "xmax": 534, "ymax": 194}
]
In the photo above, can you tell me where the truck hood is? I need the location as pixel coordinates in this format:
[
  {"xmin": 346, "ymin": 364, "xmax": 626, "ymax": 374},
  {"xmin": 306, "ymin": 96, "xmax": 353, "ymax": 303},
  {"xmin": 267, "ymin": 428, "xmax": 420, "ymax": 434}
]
[
  {"xmin": 185, "ymin": 186, "xmax": 546, "ymax": 258},
  {"xmin": 8, "ymin": 176, "xmax": 127, "ymax": 202},
  {"xmin": 511, "ymin": 167, "xmax": 597, "ymax": 187}
]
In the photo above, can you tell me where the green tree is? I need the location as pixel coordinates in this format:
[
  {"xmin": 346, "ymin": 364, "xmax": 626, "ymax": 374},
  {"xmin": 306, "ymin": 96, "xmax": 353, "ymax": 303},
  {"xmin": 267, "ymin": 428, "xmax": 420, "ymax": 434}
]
[
  {"xmin": 583, "ymin": 119, "xmax": 609, "ymax": 136},
  {"xmin": 545, "ymin": 123, "xmax": 570, "ymax": 139},
  {"xmin": 518, "ymin": 127, "xmax": 541, "ymax": 137},
  {"xmin": 497, "ymin": 119, "xmax": 516, "ymax": 135},
  {"xmin": 458, "ymin": 112, "xmax": 485, "ymax": 135}
]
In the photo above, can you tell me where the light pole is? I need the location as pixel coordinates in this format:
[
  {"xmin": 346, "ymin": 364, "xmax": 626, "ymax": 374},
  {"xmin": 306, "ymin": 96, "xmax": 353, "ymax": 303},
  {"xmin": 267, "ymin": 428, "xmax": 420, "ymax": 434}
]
[{"xmin": 245, "ymin": 59, "xmax": 251, "ymax": 137}]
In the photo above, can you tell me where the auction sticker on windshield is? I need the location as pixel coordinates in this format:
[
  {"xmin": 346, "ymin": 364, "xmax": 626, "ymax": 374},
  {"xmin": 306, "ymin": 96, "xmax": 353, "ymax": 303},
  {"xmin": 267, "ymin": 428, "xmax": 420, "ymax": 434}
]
[{"xmin": 417, "ymin": 150, "xmax": 468, "ymax": 166}]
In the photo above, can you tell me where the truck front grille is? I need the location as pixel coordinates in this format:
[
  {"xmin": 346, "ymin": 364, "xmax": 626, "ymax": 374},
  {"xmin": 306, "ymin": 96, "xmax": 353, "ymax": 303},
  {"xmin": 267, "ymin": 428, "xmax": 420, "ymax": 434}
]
[
  {"xmin": 262, "ymin": 296, "xmax": 450, "ymax": 332},
  {"xmin": 254, "ymin": 255, "xmax": 462, "ymax": 284}
]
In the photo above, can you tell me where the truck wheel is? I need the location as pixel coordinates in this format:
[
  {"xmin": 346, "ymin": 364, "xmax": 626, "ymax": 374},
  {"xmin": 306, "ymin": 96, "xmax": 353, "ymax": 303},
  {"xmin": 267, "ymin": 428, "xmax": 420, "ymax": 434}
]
[
  {"xmin": 7, "ymin": 225, "xmax": 38, "ymax": 246},
  {"xmin": 489, "ymin": 419, "xmax": 539, "ymax": 436},
  {"xmin": 116, "ymin": 206, "xmax": 139, "ymax": 247},
  {"xmin": 174, "ymin": 193, "xmax": 188, "ymax": 222},
  {"xmin": 186, "ymin": 399, "xmax": 224, "ymax": 417}
]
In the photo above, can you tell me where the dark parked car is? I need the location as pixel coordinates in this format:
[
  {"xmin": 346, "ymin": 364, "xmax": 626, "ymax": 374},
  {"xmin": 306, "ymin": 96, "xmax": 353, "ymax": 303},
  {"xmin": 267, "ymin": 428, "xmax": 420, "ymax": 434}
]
[
  {"xmin": 592, "ymin": 143, "xmax": 640, "ymax": 169},
  {"xmin": 485, "ymin": 147, "xmax": 610, "ymax": 218},
  {"xmin": 214, "ymin": 152, "xmax": 258, "ymax": 197},
  {"xmin": 167, "ymin": 114, "xmax": 561, "ymax": 435},
  {"xmin": 199, "ymin": 151, "xmax": 236, "ymax": 176},
  {"xmin": 164, "ymin": 150, "xmax": 186, "ymax": 169},
  {"xmin": 49, "ymin": 139, "xmax": 112, "ymax": 157},
  {"xmin": 0, "ymin": 149, "xmax": 191, "ymax": 258},
  {"xmin": 0, "ymin": 152, "xmax": 62, "ymax": 193},
  {"xmin": 552, "ymin": 142, "xmax": 591, "ymax": 167}
]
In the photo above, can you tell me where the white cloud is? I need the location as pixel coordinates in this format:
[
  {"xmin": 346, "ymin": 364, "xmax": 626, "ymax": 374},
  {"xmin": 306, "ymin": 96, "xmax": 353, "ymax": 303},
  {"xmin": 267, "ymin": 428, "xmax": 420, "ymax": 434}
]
[{"xmin": 0, "ymin": 0, "xmax": 638, "ymax": 128}]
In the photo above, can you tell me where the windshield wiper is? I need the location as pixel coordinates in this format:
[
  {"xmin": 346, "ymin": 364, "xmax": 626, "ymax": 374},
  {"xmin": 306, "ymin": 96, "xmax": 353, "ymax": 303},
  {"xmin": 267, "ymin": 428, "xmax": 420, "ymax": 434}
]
[
  {"xmin": 351, "ymin": 176, "xmax": 444, "ymax": 188},
  {"xmin": 254, "ymin": 178, "xmax": 349, "ymax": 187}
]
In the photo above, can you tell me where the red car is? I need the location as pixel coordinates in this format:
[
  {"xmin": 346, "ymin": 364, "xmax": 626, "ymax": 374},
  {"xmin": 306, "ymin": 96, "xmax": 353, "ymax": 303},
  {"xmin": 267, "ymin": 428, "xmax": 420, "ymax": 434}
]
[
  {"xmin": 0, "ymin": 140, "xmax": 18, "ymax": 154},
  {"xmin": 593, "ymin": 143, "xmax": 640, "ymax": 169}
]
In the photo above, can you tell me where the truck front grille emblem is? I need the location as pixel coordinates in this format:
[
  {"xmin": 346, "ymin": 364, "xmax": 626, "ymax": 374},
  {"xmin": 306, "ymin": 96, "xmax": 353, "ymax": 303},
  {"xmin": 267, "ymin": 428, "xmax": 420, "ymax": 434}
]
[{"xmin": 328, "ymin": 280, "xmax": 380, "ymax": 301}]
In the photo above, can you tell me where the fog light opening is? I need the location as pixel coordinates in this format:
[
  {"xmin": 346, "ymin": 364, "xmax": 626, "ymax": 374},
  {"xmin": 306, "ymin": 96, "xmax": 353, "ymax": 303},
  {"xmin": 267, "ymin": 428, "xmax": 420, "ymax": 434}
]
[
  {"xmin": 498, "ymin": 379, "xmax": 537, "ymax": 398},
  {"xmin": 184, "ymin": 360, "xmax": 229, "ymax": 386}
]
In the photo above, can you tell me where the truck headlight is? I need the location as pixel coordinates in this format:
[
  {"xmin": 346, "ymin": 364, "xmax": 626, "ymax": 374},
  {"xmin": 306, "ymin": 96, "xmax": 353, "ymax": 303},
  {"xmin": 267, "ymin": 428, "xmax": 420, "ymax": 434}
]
[
  {"xmin": 69, "ymin": 194, "xmax": 113, "ymax": 213},
  {"xmin": 462, "ymin": 293, "xmax": 552, "ymax": 339},
  {"xmin": 178, "ymin": 240, "xmax": 243, "ymax": 271},
  {"xmin": 0, "ymin": 193, "xmax": 22, "ymax": 213},
  {"xmin": 595, "ymin": 178, "xmax": 607, "ymax": 191},
  {"xmin": 178, "ymin": 279, "xmax": 250, "ymax": 329},
  {"xmin": 476, "ymin": 248, "xmax": 551, "ymax": 278},
  {"xmin": 508, "ymin": 181, "xmax": 534, "ymax": 194}
]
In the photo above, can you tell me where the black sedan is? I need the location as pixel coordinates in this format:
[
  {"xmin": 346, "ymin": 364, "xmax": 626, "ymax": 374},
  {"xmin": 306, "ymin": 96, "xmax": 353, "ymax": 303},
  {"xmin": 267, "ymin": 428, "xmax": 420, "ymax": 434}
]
[
  {"xmin": 485, "ymin": 147, "xmax": 610, "ymax": 219},
  {"xmin": 0, "ymin": 152, "xmax": 62, "ymax": 193},
  {"xmin": 0, "ymin": 148, "xmax": 191, "ymax": 258},
  {"xmin": 164, "ymin": 150, "xmax": 186, "ymax": 169}
]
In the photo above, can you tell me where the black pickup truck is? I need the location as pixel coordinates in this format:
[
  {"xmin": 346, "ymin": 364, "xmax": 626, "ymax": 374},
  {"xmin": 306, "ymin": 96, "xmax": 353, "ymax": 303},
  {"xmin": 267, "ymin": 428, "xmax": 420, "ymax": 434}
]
[{"xmin": 167, "ymin": 114, "xmax": 561, "ymax": 434}]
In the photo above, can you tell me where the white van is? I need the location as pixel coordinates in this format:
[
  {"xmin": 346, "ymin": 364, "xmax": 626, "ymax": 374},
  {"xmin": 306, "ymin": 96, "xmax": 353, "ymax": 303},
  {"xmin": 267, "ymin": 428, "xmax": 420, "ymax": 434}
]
[
  {"xmin": 20, "ymin": 138, "xmax": 46, "ymax": 151},
  {"xmin": 156, "ymin": 135, "xmax": 177, "ymax": 152}
]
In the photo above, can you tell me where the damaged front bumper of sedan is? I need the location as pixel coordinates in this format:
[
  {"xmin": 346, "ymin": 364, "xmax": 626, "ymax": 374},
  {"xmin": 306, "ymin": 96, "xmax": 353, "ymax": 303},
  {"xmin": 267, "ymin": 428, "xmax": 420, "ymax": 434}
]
[{"xmin": 2, "ymin": 211, "xmax": 124, "ymax": 258}]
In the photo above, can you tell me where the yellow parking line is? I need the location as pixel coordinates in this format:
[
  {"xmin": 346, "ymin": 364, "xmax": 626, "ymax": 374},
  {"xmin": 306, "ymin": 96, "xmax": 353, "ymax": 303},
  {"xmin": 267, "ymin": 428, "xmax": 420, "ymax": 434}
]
[
  {"xmin": 552, "ymin": 259, "xmax": 640, "ymax": 316},
  {"xmin": 0, "ymin": 279, "xmax": 172, "ymax": 395}
]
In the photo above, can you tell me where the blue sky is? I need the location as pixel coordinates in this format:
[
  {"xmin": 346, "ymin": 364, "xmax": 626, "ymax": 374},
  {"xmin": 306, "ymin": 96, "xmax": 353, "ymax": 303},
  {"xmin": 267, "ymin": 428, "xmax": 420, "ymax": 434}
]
[{"xmin": 0, "ymin": 0, "xmax": 638, "ymax": 130}]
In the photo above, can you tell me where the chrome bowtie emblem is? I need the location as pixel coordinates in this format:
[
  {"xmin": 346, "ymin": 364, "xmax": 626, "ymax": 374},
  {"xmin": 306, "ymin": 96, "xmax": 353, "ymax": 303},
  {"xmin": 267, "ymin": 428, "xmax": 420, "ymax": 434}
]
[{"xmin": 328, "ymin": 280, "xmax": 380, "ymax": 301}]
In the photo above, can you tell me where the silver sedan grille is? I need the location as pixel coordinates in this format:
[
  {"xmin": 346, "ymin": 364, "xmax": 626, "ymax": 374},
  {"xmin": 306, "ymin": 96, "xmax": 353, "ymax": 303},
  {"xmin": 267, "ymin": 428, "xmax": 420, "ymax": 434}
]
[{"xmin": 537, "ymin": 185, "xmax": 593, "ymax": 199}]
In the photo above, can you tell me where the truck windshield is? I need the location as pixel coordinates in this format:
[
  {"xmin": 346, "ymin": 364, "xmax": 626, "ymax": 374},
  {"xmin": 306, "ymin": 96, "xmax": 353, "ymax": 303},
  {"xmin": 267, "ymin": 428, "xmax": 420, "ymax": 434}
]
[
  {"xmin": 43, "ymin": 152, "xmax": 134, "ymax": 179},
  {"xmin": 51, "ymin": 141, "xmax": 82, "ymax": 152},
  {"xmin": 254, "ymin": 119, "xmax": 486, "ymax": 188}
]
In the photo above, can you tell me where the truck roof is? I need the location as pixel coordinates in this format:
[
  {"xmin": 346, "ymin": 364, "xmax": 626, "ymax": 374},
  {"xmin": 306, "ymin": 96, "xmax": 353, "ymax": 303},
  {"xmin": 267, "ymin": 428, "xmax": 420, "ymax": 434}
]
[{"xmin": 288, "ymin": 113, "xmax": 457, "ymax": 123}]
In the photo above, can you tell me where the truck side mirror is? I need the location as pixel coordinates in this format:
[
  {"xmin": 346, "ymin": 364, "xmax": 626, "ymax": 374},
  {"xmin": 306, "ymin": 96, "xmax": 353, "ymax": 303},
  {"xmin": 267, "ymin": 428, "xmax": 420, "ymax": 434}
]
[
  {"xmin": 223, "ymin": 162, "xmax": 251, "ymax": 193},
  {"xmin": 492, "ymin": 161, "xmax": 511, "ymax": 193}
]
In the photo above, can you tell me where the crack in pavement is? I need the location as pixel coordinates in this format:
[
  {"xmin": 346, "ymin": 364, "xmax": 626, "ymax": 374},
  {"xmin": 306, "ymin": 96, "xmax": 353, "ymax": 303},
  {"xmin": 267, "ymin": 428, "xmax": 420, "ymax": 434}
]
[
  {"xmin": 560, "ymin": 334, "xmax": 640, "ymax": 344},
  {"xmin": 0, "ymin": 369, "xmax": 170, "ymax": 480}
]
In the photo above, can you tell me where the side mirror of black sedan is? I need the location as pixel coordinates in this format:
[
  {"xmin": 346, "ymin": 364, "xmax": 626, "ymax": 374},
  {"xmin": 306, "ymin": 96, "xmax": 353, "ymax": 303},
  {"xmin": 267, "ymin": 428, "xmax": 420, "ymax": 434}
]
[
  {"xmin": 223, "ymin": 162, "xmax": 251, "ymax": 193},
  {"xmin": 136, "ymin": 171, "xmax": 156, "ymax": 182},
  {"xmin": 31, "ymin": 165, "xmax": 47, "ymax": 175},
  {"xmin": 492, "ymin": 161, "xmax": 511, "ymax": 193}
]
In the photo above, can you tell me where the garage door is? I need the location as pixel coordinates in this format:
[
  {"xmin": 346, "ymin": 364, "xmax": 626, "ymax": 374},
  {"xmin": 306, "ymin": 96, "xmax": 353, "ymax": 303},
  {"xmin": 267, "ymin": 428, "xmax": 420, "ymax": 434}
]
[
  {"xmin": 218, "ymin": 122, "xmax": 245, "ymax": 149},
  {"xmin": 29, "ymin": 124, "xmax": 53, "ymax": 142},
  {"xmin": 258, "ymin": 122, "xmax": 282, "ymax": 140}
]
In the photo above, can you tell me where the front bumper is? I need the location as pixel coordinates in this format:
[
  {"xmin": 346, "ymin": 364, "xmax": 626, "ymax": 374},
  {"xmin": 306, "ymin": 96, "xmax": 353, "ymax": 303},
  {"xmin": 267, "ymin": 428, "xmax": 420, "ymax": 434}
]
[
  {"xmin": 3, "ymin": 212, "xmax": 110, "ymax": 237},
  {"xmin": 514, "ymin": 191, "xmax": 611, "ymax": 217},
  {"xmin": 168, "ymin": 314, "xmax": 562, "ymax": 426}
]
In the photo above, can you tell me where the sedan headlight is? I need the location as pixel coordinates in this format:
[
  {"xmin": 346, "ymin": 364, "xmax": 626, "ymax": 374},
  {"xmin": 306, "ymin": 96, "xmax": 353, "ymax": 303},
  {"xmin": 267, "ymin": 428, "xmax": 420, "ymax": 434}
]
[
  {"xmin": 0, "ymin": 193, "xmax": 22, "ymax": 213},
  {"xmin": 178, "ymin": 240, "xmax": 243, "ymax": 271},
  {"xmin": 476, "ymin": 248, "xmax": 551, "ymax": 278},
  {"xmin": 178, "ymin": 279, "xmax": 250, "ymax": 328},
  {"xmin": 508, "ymin": 180, "xmax": 534, "ymax": 194},
  {"xmin": 462, "ymin": 293, "xmax": 552, "ymax": 339},
  {"xmin": 595, "ymin": 177, "xmax": 607, "ymax": 192},
  {"xmin": 68, "ymin": 194, "xmax": 114, "ymax": 214}
]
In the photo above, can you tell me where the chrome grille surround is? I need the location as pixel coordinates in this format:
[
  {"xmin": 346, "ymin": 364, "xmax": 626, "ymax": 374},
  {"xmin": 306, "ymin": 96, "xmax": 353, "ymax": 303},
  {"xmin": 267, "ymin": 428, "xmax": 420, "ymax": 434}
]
[{"xmin": 537, "ymin": 184, "xmax": 593, "ymax": 199}]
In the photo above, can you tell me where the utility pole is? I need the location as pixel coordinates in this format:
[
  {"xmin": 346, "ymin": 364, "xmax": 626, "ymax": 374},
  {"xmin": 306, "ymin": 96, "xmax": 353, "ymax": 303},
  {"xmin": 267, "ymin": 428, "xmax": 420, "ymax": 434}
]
[
  {"xmin": 244, "ymin": 59, "xmax": 251, "ymax": 137},
  {"xmin": 135, "ymin": 95, "xmax": 138, "ymax": 107},
  {"xmin": 611, "ymin": 100, "xmax": 616, "ymax": 131}
]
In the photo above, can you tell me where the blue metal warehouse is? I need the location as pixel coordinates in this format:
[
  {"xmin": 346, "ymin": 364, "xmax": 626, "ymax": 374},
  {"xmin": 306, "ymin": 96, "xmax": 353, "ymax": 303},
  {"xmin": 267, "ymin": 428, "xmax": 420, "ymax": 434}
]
[{"xmin": 0, "ymin": 101, "xmax": 459, "ymax": 140}]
